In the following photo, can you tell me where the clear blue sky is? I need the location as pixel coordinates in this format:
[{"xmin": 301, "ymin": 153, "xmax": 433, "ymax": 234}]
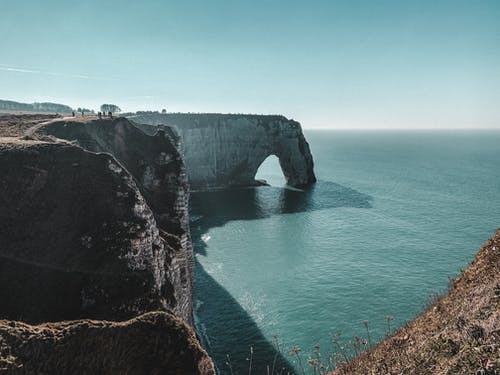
[{"xmin": 1, "ymin": 0, "xmax": 499, "ymax": 128}]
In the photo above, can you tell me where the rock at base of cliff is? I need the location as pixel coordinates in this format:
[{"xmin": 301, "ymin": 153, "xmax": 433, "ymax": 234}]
[{"xmin": 0, "ymin": 311, "xmax": 215, "ymax": 375}]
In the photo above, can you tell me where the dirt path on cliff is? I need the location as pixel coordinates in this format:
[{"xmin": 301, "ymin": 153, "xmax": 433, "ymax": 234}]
[
  {"xmin": 0, "ymin": 113, "xmax": 63, "ymax": 138},
  {"xmin": 24, "ymin": 119, "xmax": 56, "ymax": 137},
  {"xmin": 0, "ymin": 113, "xmax": 99, "ymax": 139}
]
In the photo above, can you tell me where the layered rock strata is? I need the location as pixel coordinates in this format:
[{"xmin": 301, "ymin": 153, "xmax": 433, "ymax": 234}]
[{"xmin": 128, "ymin": 113, "xmax": 316, "ymax": 190}]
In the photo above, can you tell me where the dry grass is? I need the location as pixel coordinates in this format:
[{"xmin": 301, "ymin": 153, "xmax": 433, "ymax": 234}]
[
  {"xmin": 0, "ymin": 113, "xmax": 62, "ymax": 137},
  {"xmin": 0, "ymin": 113, "xmax": 111, "ymax": 145},
  {"xmin": 330, "ymin": 229, "xmax": 500, "ymax": 375},
  {"xmin": 0, "ymin": 311, "xmax": 215, "ymax": 374}
]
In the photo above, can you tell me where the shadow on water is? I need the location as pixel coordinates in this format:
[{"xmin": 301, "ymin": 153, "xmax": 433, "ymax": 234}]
[
  {"xmin": 195, "ymin": 260, "xmax": 295, "ymax": 374},
  {"xmin": 191, "ymin": 180, "xmax": 373, "ymax": 256},
  {"xmin": 191, "ymin": 180, "xmax": 373, "ymax": 373}
]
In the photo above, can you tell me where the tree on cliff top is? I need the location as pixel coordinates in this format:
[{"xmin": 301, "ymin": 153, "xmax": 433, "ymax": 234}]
[
  {"xmin": 77, "ymin": 107, "xmax": 94, "ymax": 114},
  {"xmin": 100, "ymin": 104, "xmax": 121, "ymax": 114}
]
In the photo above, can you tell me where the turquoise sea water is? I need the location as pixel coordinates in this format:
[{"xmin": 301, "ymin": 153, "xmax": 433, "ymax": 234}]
[{"xmin": 191, "ymin": 130, "xmax": 500, "ymax": 374}]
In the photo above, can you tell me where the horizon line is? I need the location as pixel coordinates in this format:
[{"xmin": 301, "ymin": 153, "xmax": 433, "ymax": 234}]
[{"xmin": 1, "ymin": 98, "xmax": 499, "ymax": 131}]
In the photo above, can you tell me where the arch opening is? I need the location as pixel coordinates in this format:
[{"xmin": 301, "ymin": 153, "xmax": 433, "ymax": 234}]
[{"xmin": 255, "ymin": 155, "xmax": 286, "ymax": 187}]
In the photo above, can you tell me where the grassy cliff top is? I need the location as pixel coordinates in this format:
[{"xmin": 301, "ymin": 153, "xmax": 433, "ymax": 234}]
[{"xmin": 333, "ymin": 229, "xmax": 500, "ymax": 375}]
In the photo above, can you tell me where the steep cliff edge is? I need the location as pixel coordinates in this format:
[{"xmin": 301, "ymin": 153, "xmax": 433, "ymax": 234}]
[
  {"xmin": 33, "ymin": 118, "xmax": 193, "ymax": 324},
  {"xmin": 0, "ymin": 116, "xmax": 214, "ymax": 374},
  {"xmin": 128, "ymin": 113, "xmax": 316, "ymax": 190},
  {"xmin": 333, "ymin": 230, "xmax": 500, "ymax": 375},
  {"xmin": 0, "ymin": 139, "xmax": 174, "ymax": 323},
  {"xmin": 0, "ymin": 311, "xmax": 215, "ymax": 375}
]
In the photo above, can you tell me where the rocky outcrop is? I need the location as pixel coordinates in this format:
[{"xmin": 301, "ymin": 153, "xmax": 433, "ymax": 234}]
[
  {"xmin": 0, "ymin": 139, "xmax": 174, "ymax": 323},
  {"xmin": 128, "ymin": 113, "xmax": 317, "ymax": 190},
  {"xmin": 0, "ymin": 311, "xmax": 215, "ymax": 375},
  {"xmin": 33, "ymin": 118, "xmax": 193, "ymax": 324}
]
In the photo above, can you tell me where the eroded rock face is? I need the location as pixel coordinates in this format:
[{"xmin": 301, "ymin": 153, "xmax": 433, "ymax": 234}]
[
  {"xmin": 128, "ymin": 113, "xmax": 317, "ymax": 190},
  {"xmin": 34, "ymin": 118, "xmax": 193, "ymax": 324},
  {"xmin": 0, "ymin": 311, "xmax": 215, "ymax": 375},
  {"xmin": 0, "ymin": 140, "xmax": 173, "ymax": 323}
]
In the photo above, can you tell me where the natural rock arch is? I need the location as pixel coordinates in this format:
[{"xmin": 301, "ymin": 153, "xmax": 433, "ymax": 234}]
[
  {"xmin": 254, "ymin": 154, "xmax": 285, "ymax": 185},
  {"xmin": 129, "ymin": 113, "xmax": 317, "ymax": 190}
]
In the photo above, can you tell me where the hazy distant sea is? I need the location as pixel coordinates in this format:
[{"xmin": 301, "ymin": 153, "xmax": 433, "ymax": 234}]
[{"xmin": 191, "ymin": 130, "xmax": 500, "ymax": 374}]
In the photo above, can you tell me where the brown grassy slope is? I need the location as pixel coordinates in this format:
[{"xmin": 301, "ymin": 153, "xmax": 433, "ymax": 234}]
[
  {"xmin": 333, "ymin": 230, "xmax": 500, "ymax": 375},
  {"xmin": 0, "ymin": 311, "xmax": 215, "ymax": 375},
  {"xmin": 0, "ymin": 113, "xmax": 61, "ymax": 137}
]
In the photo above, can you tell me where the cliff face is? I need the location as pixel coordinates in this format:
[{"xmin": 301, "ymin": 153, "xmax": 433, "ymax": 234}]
[
  {"xmin": 34, "ymin": 118, "xmax": 193, "ymax": 324},
  {"xmin": 0, "ymin": 311, "xmax": 215, "ymax": 375},
  {"xmin": 0, "ymin": 116, "xmax": 214, "ymax": 374},
  {"xmin": 0, "ymin": 140, "xmax": 173, "ymax": 323},
  {"xmin": 128, "ymin": 113, "xmax": 317, "ymax": 190}
]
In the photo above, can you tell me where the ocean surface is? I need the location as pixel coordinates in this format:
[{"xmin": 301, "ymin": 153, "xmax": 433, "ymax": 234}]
[{"xmin": 191, "ymin": 130, "xmax": 500, "ymax": 374}]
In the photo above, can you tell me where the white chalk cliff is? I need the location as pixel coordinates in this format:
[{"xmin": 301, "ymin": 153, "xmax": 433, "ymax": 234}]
[{"xmin": 129, "ymin": 113, "xmax": 317, "ymax": 190}]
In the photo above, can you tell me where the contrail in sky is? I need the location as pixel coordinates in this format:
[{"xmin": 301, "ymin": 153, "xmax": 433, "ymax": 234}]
[
  {"xmin": 0, "ymin": 64, "xmax": 116, "ymax": 81},
  {"xmin": 0, "ymin": 66, "xmax": 40, "ymax": 74}
]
